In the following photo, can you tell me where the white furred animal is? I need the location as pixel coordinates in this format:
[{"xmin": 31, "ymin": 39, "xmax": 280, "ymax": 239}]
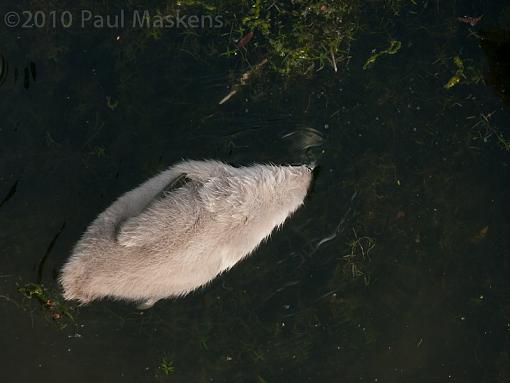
[{"xmin": 60, "ymin": 160, "xmax": 313, "ymax": 308}]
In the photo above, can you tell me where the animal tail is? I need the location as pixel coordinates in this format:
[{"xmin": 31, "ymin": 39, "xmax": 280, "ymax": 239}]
[{"xmin": 59, "ymin": 165, "xmax": 186, "ymax": 302}]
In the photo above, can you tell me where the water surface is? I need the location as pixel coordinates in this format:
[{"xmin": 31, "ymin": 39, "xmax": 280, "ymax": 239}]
[{"xmin": 1, "ymin": 1, "xmax": 510, "ymax": 382}]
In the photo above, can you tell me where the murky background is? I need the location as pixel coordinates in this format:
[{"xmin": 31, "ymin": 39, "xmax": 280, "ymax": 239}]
[{"xmin": 1, "ymin": 0, "xmax": 509, "ymax": 382}]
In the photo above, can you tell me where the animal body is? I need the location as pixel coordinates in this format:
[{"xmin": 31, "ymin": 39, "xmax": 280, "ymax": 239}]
[{"xmin": 60, "ymin": 160, "xmax": 313, "ymax": 308}]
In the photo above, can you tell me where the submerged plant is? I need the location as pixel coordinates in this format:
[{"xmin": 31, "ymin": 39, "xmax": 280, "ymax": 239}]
[
  {"xmin": 159, "ymin": 356, "xmax": 175, "ymax": 376},
  {"xmin": 106, "ymin": 96, "xmax": 119, "ymax": 111},
  {"xmin": 90, "ymin": 146, "xmax": 106, "ymax": 158},
  {"xmin": 444, "ymin": 55, "xmax": 465, "ymax": 89},
  {"xmin": 342, "ymin": 228, "xmax": 375, "ymax": 285},
  {"xmin": 363, "ymin": 40, "xmax": 402, "ymax": 70}
]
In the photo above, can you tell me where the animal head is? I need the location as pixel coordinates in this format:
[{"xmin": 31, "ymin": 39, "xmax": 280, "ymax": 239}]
[
  {"xmin": 251, "ymin": 164, "xmax": 313, "ymax": 216},
  {"xmin": 199, "ymin": 163, "xmax": 314, "ymax": 227}
]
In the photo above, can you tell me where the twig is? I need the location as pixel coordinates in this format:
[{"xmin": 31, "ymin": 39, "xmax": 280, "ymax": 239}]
[
  {"xmin": 219, "ymin": 58, "xmax": 268, "ymax": 105},
  {"xmin": 330, "ymin": 47, "xmax": 338, "ymax": 72}
]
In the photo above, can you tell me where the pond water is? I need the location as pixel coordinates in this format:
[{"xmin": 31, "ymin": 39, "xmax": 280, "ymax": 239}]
[{"xmin": 1, "ymin": 1, "xmax": 510, "ymax": 382}]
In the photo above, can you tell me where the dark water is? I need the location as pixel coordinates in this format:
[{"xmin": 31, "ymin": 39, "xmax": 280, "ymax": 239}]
[{"xmin": 1, "ymin": 1, "xmax": 510, "ymax": 382}]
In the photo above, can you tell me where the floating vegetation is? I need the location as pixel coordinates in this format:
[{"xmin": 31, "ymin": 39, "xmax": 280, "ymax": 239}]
[
  {"xmin": 159, "ymin": 356, "xmax": 175, "ymax": 376},
  {"xmin": 238, "ymin": 0, "xmax": 360, "ymax": 75},
  {"xmin": 174, "ymin": 0, "xmax": 406, "ymax": 76},
  {"xmin": 363, "ymin": 40, "xmax": 402, "ymax": 70},
  {"xmin": 444, "ymin": 55, "xmax": 465, "ymax": 89},
  {"xmin": 17, "ymin": 282, "xmax": 74, "ymax": 328}
]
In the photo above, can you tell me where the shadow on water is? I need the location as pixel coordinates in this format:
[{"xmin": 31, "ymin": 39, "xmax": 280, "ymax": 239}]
[
  {"xmin": 0, "ymin": 180, "xmax": 18, "ymax": 208},
  {"xmin": 0, "ymin": 53, "xmax": 8, "ymax": 87},
  {"xmin": 0, "ymin": 53, "xmax": 37, "ymax": 89},
  {"xmin": 480, "ymin": 28, "xmax": 510, "ymax": 109}
]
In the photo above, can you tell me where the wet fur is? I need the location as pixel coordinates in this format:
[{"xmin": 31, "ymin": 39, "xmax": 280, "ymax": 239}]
[{"xmin": 60, "ymin": 160, "xmax": 313, "ymax": 306}]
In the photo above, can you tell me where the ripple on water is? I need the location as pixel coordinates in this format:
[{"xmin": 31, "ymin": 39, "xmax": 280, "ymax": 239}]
[{"xmin": 281, "ymin": 126, "xmax": 325, "ymax": 161}]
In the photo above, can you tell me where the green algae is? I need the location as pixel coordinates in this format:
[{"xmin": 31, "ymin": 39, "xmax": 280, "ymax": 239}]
[
  {"xmin": 444, "ymin": 55, "xmax": 465, "ymax": 89},
  {"xmin": 363, "ymin": 40, "xmax": 402, "ymax": 70}
]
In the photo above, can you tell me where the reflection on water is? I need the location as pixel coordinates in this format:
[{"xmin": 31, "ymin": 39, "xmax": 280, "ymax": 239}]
[
  {"xmin": 1, "ymin": 0, "xmax": 510, "ymax": 382},
  {"xmin": 0, "ymin": 180, "xmax": 17, "ymax": 207},
  {"xmin": 0, "ymin": 53, "xmax": 7, "ymax": 87},
  {"xmin": 0, "ymin": 53, "xmax": 37, "ymax": 89},
  {"xmin": 481, "ymin": 28, "xmax": 510, "ymax": 109}
]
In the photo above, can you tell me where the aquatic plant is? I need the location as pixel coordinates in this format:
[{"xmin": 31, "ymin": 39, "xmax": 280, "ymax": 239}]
[
  {"xmin": 17, "ymin": 282, "xmax": 74, "ymax": 328},
  {"xmin": 159, "ymin": 356, "xmax": 175, "ymax": 376},
  {"xmin": 444, "ymin": 55, "xmax": 465, "ymax": 90},
  {"xmin": 238, "ymin": 0, "xmax": 359, "ymax": 75},
  {"xmin": 363, "ymin": 40, "xmax": 402, "ymax": 70},
  {"xmin": 166, "ymin": 0, "xmax": 406, "ymax": 76},
  {"xmin": 342, "ymin": 228, "xmax": 375, "ymax": 285}
]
